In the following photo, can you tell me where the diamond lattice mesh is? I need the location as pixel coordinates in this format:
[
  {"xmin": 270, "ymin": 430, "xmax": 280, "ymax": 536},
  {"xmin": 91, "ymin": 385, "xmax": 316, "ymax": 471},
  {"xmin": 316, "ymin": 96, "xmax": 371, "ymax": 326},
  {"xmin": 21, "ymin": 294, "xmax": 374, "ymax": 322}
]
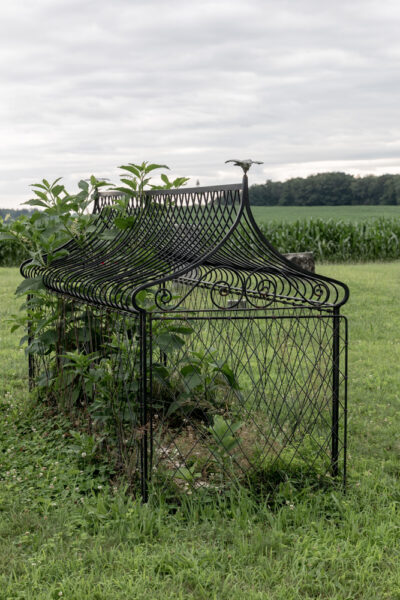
[
  {"xmin": 29, "ymin": 295, "xmax": 346, "ymax": 498},
  {"xmin": 149, "ymin": 310, "xmax": 346, "ymax": 495}
]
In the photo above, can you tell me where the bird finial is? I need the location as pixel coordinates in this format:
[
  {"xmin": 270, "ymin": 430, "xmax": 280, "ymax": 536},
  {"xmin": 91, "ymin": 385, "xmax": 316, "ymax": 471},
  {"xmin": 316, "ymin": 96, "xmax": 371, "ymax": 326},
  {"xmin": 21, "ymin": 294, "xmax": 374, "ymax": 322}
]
[{"xmin": 225, "ymin": 159, "xmax": 263, "ymax": 174}]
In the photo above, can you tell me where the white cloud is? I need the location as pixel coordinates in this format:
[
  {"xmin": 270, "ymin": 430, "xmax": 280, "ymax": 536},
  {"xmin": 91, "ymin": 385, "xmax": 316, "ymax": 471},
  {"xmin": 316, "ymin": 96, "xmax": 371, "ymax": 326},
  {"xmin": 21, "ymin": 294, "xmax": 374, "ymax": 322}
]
[{"xmin": 1, "ymin": 0, "xmax": 400, "ymax": 206}]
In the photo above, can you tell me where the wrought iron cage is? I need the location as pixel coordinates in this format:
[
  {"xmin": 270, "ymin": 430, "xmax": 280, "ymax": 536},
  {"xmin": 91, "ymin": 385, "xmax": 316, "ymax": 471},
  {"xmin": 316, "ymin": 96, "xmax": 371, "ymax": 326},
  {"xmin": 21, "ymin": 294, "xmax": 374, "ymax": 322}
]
[{"xmin": 21, "ymin": 172, "xmax": 349, "ymax": 500}]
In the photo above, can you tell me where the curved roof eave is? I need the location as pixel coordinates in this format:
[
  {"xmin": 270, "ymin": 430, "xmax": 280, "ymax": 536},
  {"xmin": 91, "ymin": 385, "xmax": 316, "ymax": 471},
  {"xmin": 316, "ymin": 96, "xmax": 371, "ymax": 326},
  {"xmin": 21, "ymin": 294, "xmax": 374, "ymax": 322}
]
[{"xmin": 20, "ymin": 177, "xmax": 349, "ymax": 312}]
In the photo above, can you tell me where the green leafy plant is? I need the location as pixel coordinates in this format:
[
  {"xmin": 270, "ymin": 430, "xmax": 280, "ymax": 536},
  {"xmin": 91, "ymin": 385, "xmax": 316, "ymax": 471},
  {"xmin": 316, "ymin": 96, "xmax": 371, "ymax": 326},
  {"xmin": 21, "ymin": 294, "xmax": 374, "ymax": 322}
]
[
  {"xmin": 151, "ymin": 347, "xmax": 241, "ymax": 423},
  {"xmin": 207, "ymin": 414, "xmax": 243, "ymax": 455},
  {"xmin": 2, "ymin": 161, "xmax": 199, "ymax": 488},
  {"xmin": 4, "ymin": 161, "xmax": 187, "ymax": 345},
  {"xmin": 115, "ymin": 161, "xmax": 189, "ymax": 197},
  {"xmin": 68, "ymin": 429, "xmax": 104, "ymax": 462}
]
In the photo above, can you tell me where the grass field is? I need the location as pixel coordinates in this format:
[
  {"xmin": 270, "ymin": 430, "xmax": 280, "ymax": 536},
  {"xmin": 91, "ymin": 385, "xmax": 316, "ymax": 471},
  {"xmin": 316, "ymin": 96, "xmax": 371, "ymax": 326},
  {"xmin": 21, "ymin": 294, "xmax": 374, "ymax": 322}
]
[
  {"xmin": 1, "ymin": 264, "xmax": 400, "ymax": 599},
  {"xmin": 251, "ymin": 204, "xmax": 400, "ymax": 224}
]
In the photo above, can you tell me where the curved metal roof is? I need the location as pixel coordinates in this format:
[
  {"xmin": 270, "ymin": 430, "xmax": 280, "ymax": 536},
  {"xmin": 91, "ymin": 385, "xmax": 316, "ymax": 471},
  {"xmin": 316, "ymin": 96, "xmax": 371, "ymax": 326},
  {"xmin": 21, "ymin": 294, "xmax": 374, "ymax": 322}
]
[{"xmin": 21, "ymin": 175, "xmax": 349, "ymax": 312}]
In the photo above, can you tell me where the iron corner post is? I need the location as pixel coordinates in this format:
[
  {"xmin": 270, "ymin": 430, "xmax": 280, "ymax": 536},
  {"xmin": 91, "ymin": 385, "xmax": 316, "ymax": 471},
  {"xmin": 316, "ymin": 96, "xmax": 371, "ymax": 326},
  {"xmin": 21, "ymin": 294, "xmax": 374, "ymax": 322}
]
[
  {"xmin": 27, "ymin": 293, "xmax": 34, "ymax": 391},
  {"xmin": 242, "ymin": 173, "xmax": 249, "ymax": 207},
  {"xmin": 139, "ymin": 311, "xmax": 150, "ymax": 502},
  {"xmin": 332, "ymin": 306, "xmax": 341, "ymax": 479},
  {"xmin": 342, "ymin": 315, "xmax": 349, "ymax": 490}
]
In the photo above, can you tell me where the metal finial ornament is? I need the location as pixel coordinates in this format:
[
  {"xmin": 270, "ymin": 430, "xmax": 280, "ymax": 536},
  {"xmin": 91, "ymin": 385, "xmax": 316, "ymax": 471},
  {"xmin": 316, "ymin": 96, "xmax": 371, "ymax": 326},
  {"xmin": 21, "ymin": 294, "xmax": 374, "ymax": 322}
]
[{"xmin": 225, "ymin": 159, "xmax": 263, "ymax": 174}]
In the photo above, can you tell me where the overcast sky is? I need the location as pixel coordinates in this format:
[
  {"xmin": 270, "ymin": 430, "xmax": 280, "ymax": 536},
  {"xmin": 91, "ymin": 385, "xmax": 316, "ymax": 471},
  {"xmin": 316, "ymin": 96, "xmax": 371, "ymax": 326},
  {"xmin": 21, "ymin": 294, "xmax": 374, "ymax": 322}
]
[{"xmin": 1, "ymin": 0, "xmax": 400, "ymax": 208}]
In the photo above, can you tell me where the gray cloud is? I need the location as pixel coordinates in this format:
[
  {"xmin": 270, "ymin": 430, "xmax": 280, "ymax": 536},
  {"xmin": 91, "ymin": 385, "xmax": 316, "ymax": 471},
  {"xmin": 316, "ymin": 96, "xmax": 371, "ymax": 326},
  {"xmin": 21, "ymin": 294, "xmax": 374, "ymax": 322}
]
[{"xmin": 1, "ymin": 0, "xmax": 400, "ymax": 207}]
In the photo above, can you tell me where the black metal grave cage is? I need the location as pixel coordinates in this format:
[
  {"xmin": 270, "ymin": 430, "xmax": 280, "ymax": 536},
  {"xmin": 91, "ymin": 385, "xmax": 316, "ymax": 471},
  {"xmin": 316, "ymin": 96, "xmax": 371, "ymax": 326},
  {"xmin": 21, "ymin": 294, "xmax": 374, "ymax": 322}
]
[{"xmin": 21, "ymin": 172, "xmax": 349, "ymax": 500}]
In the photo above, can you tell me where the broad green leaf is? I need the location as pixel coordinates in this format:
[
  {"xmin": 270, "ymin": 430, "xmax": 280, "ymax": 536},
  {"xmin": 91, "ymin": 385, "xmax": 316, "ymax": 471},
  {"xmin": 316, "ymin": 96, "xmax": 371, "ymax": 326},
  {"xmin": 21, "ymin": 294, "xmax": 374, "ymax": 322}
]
[
  {"xmin": 24, "ymin": 199, "xmax": 48, "ymax": 208},
  {"xmin": 120, "ymin": 178, "xmax": 138, "ymax": 189},
  {"xmin": 134, "ymin": 290, "xmax": 147, "ymax": 305},
  {"xmin": 230, "ymin": 421, "xmax": 244, "ymax": 434},
  {"xmin": 152, "ymin": 365, "xmax": 171, "ymax": 386},
  {"xmin": 114, "ymin": 216, "xmax": 136, "ymax": 229},
  {"xmin": 182, "ymin": 371, "xmax": 202, "ymax": 391},
  {"xmin": 145, "ymin": 163, "xmax": 169, "ymax": 173},
  {"xmin": 78, "ymin": 180, "xmax": 89, "ymax": 192},
  {"xmin": 173, "ymin": 177, "xmax": 190, "ymax": 187},
  {"xmin": 174, "ymin": 466, "xmax": 200, "ymax": 482},
  {"xmin": 51, "ymin": 249, "xmax": 69, "ymax": 261},
  {"xmin": 219, "ymin": 364, "xmax": 240, "ymax": 389},
  {"xmin": 30, "ymin": 211, "xmax": 43, "ymax": 224},
  {"xmin": 166, "ymin": 397, "xmax": 191, "ymax": 417},
  {"xmin": 155, "ymin": 332, "xmax": 185, "ymax": 353},
  {"xmin": 33, "ymin": 190, "xmax": 49, "ymax": 201},
  {"xmin": 119, "ymin": 165, "xmax": 141, "ymax": 177},
  {"xmin": 38, "ymin": 329, "xmax": 58, "ymax": 346},
  {"xmin": 114, "ymin": 187, "xmax": 136, "ymax": 196},
  {"xmin": 15, "ymin": 277, "xmax": 45, "ymax": 295},
  {"xmin": 52, "ymin": 185, "xmax": 65, "ymax": 196}
]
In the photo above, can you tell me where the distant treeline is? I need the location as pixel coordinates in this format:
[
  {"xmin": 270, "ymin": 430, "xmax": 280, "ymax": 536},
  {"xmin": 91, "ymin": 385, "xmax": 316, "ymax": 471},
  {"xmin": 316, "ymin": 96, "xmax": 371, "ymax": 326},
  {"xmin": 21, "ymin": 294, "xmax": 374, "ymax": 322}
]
[
  {"xmin": 249, "ymin": 172, "xmax": 400, "ymax": 206},
  {"xmin": 4, "ymin": 173, "xmax": 400, "ymax": 211},
  {"xmin": 0, "ymin": 208, "xmax": 34, "ymax": 221}
]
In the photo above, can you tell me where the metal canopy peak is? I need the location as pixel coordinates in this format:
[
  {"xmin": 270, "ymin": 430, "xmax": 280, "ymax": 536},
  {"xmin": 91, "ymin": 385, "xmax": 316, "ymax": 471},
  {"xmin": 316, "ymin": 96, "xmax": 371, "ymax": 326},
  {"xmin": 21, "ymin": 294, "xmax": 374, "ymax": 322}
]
[{"xmin": 21, "ymin": 175, "xmax": 349, "ymax": 313}]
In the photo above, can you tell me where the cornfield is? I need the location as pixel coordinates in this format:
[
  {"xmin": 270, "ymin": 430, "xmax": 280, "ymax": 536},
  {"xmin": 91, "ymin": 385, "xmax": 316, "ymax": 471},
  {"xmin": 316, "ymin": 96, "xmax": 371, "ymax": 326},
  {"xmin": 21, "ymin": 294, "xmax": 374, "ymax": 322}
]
[{"xmin": 260, "ymin": 217, "xmax": 400, "ymax": 263}]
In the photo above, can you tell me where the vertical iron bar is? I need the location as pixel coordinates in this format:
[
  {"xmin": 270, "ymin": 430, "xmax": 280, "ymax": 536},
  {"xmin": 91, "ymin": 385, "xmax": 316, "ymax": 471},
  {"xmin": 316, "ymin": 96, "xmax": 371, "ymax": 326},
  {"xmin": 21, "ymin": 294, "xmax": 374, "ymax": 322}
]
[
  {"xmin": 27, "ymin": 293, "xmax": 34, "ymax": 391},
  {"xmin": 139, "ymin": 311, "xmax": 149, "ymax": 502},
  {"xmin": 332, "ymin": 307, "xmax": 340, "ymax": 477},
  {"xmin": 343, "ymin": 316, "xmax": 349, "ymax": 490},
  {"xmin": 160, "ymin": 283, "xmax": 167, "ymax": 367},
  {"xmin": 242, "ymin": 173, "xmax": 249, "ymax": 206},
  {"xmin": 149, "ymin": 314, "xmax": 154, "ymax": 482}
]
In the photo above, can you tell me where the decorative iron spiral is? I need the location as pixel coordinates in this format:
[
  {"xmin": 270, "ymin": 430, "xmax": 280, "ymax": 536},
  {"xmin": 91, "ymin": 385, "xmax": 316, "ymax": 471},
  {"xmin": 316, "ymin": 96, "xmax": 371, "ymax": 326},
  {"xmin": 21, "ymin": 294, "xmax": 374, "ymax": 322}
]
[
  {"xmin": 210, "ymin": 279, "xmax": 245, "ymax": 309},
  {"xmin": 154, "ymin": 287, "xmax": 173, "ymax": 310},
  {"xmin": 244, "ymin": 273, "xmax": 277, "ymax": 308},
  {"xmin": 309, "ymin": 280, "xmax": 331, "ymax": 306}
]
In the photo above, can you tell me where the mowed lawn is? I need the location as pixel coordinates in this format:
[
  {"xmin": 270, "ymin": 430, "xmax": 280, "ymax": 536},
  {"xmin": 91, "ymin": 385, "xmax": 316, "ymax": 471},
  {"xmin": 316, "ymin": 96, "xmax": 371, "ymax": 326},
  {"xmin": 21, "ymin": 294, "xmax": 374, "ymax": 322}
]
[
  {"xmin": 251, "ymin": 204, "xmax": 400, "ymax": 224},
  {"xmin": 1, "ymin": 263, "xmax": 400, "ymax": 599}
]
